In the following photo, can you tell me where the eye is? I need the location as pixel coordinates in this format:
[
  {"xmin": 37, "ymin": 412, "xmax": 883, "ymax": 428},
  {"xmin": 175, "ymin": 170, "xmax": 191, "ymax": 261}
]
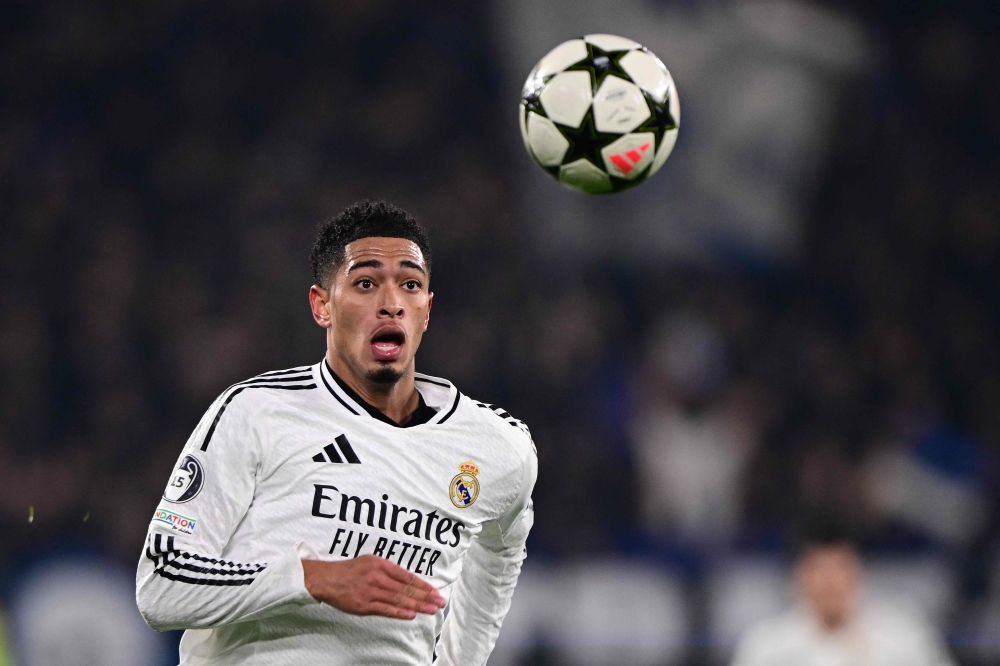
[
  {"xmin": 404, "ymin": 280, "xmax": 420, "ymax": 290},
  {"xmin": 357, "ymin": 279, "xmax": 374, "ymax": 290}
]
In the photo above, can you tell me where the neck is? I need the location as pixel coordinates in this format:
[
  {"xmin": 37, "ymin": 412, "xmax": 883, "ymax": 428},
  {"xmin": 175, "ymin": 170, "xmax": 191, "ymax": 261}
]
[
  {"xmin": 326, "ymin": 349, "xmax": 420, "ymax": 424},
  {"xmin": 816, "ymin": 609, "xmax": 851, "ymax": 633}
]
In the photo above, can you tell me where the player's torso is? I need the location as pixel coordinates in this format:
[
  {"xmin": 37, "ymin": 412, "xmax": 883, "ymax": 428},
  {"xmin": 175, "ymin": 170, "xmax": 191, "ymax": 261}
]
[{"xmin": 224, "ymin": 366, "xmax": 524, "ymax": 596}]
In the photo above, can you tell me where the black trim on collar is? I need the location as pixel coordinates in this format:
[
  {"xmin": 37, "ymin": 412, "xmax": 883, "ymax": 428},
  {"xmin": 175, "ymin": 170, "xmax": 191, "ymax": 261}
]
[
  {"xmin": 415, "ymin": 376, "xmax": 450, "ymax": 388},
  {"xmin": 320, "ymin": 366, "xmax": 359, "ymax": 415},
  {"xmin": 325, "ymin": 361, "xmax": 439, "ymax": 428},
  {"xmin": 437, "ymin": 391, "xmax": 461, "ymax": 424}
]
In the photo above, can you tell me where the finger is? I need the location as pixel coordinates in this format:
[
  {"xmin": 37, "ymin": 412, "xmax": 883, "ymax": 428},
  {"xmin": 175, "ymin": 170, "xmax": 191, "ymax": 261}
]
[
  {"xmin": 369, "ymin": 588, "xmax": 441, "ymax": 615},
  {"xmin": 365, "ymin": 600, "xmax": 417, "ymax": 620},
  {"xmin": 380, "ymin": 596, "xmax": 441, "ymax": 615},
  {"xmin": 380, "ymin": 564, "xmax": 444, "ymax": 604},
  {"xmin": 373, "ymin": 574, "xmax": 446, "ymax": 606},
  {"xmin": 381, "ymin": 562, "xmax": 436, "ymax": 591}
]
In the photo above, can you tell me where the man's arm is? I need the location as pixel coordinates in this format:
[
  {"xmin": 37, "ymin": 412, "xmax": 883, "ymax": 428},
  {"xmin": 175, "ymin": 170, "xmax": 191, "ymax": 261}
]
[
  {"xmin": 135, "ymin": 390, "xmax": 316, "ymax": 630},
  {"xmin": 435, "ymin": 444, "xmax": 537, "ymax": 666}
]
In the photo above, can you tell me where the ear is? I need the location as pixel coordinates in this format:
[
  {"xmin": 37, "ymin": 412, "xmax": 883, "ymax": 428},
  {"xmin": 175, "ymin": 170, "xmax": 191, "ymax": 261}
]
[
  {"xmin": 309, "ymin": 285, "xmax": 333, "ymax": 329},
  {"xmin": 423, "ymin": 292, "xmax": 433, "ymax": 332}
]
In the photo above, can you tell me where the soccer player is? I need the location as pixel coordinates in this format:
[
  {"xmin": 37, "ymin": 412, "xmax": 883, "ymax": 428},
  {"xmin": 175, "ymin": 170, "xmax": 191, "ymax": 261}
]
[
  {"xmin": 730, "ymin": 518, "xmax": 954, "ymax": 666},
  {"xmin": 136, "ymin": 200, "xmax": 537, "ymax": 666}
]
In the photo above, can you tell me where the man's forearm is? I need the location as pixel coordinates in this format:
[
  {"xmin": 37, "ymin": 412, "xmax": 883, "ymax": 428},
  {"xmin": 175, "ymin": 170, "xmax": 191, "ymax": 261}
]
[
  {"xmin": 434, "ymin": 534, "xmax": 528, "ymax": 666},
  {"xmin": 136, "ymin": 535, "xmax": 315, "ymax": 630}
]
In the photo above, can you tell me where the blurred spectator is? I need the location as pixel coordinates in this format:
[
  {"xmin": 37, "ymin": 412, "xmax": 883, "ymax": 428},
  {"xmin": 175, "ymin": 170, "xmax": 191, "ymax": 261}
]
[
  {"xmin": 731, "ymin": 518, "xmax": 955, "ymax": 666},
  {"xmin": 631, "ymin": 311, "xmax": 762, "ymax": 544}
]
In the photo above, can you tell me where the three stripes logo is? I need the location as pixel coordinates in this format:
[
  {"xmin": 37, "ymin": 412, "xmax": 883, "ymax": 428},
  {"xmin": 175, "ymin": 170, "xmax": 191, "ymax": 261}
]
[
  {"xmin": 608, "ymin": 142, "xmax": 651, "ymax": 174},
  {"xmin": 313, "ymin": 434, "xmax": 362, "ymax": 464}
]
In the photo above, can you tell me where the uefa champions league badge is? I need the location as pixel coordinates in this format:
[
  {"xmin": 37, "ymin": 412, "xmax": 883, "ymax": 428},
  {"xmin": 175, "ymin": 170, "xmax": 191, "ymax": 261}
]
[
  {"xmin": 449, "ymin": 461, "xmax": 480, "ymax": 508},
  {"xmin": 163, "ymin": 454, "xmax": 205, "ymax": 503}
]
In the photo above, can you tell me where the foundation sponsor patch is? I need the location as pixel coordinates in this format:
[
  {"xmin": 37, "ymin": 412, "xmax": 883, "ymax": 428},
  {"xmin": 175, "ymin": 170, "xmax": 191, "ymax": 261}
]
[{"xmin": 153, "ymin": 508, "xmax": 198, "ymax": 535}]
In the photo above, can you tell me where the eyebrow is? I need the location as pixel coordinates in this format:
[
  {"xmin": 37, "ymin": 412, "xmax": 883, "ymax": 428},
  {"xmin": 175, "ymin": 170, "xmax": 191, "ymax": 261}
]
[
  {"xmin": 347, "ymin": 259, "xmax": 383, "ymax": 274},
  {"xmin": 399, "ymin": 260, "xmax": 427, "ymax": 275},
  {"xmin": 346, "ymin": 258, "xmax": 427, "ymax": 275}
]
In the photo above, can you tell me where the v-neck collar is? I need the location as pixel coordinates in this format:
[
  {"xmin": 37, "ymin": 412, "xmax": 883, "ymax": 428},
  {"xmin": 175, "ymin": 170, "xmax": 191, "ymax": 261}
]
[{"xmin": 319, "ymin": 360, "xmax": 461, "ymax": 427}]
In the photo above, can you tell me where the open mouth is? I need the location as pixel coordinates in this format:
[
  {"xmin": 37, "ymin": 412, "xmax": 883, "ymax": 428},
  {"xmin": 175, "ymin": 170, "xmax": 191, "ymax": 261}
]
[{"xmin": 370, "ymin": 329, "xmax": 405, "ymax": 361}]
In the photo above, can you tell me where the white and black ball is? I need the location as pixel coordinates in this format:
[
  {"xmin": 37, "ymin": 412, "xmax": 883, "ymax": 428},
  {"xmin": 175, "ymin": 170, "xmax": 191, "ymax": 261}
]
[{"xmin": 519, "ymin": 34, "xmax": 680, "ymax": 194}]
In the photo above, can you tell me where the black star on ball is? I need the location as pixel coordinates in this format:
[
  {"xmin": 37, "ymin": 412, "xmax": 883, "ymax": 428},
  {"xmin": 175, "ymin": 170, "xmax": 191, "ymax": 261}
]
[
  {"xmin": 635, "ymin": 90, "xmax": 678, "ymax": 148},
  {"xmin": 558, "ymin": 109, "xmax": 619, "ymax": 172},
  {"xmin": 565, "ymin": 43, "xmax": 634, "ymax": 90}
]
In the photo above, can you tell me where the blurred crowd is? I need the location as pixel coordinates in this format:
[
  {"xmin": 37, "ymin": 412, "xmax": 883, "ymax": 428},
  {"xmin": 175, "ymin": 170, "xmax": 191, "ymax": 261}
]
[{"xmin": 0, "ymin": 1, "xmax": 999, "ymax": 664}]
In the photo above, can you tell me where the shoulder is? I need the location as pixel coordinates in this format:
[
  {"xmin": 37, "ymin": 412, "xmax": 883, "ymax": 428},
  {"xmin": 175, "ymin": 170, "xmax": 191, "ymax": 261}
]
[
  {"xmin": 464, "ymin": 394, "xmax": 532, "ymax": 438},
  {"xmin": 462, "ymin": 395, "xmax": 536, "ymax": 461},
  {"xmin": 455, "ymin": 394, "xmax": 537, "ymax": 524},
  {"xmin": 860, "ymin": 602, "xmax": 943, "ymax": 645},
  {"xmin": 216, "ymin": 364, "xmax": 319, "ymax": 407},
  {"xmin": 414, "ymin": 371, "xmax": 533, "ymax": 452},
  {"xmin": 858, "ymin": 603, "xmax": 954, "ymax": 664},
  {"xmin": 199, "ymin": 364, "xmax": 319, "ymax": 439},
  {"xmin": 735, "ymin": 610, "xmax": 810, "ymax": 657},
  {"xmin": 219, "ymin": 365, "xmax": 316, "ymax": 400}
]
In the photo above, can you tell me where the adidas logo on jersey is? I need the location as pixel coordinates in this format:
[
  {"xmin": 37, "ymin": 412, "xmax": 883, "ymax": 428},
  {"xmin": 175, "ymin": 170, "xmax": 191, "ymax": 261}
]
[{"xmin": 312, "ymin": 434, "xmax": 361, "ymax": 464}]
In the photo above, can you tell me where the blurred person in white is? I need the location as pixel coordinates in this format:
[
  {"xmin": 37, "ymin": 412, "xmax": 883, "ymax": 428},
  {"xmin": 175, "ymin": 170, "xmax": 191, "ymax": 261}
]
[
  {"xmin": 731, "ymin": 517, "xmax": 954, "ymax": 666},
  {"xmin": 631, "ymin": 311, "xmax": 761, "ymax": 544}
]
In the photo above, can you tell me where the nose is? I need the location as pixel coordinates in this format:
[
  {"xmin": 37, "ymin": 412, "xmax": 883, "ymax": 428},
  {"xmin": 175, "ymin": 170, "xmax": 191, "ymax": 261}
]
[{"xmin": 378, "ymin": 285, "xmax": 404, "ymax": 318}]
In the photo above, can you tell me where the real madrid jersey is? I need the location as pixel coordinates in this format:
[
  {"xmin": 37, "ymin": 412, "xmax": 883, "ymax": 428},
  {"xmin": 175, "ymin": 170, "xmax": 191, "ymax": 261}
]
[{"xmin": 136, "ymin": 360, "xmax": 537, "ymax": 666}]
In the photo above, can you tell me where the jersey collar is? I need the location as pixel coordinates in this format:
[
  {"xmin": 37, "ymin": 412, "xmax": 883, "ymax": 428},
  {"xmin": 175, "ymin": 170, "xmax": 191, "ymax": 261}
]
[{"xmin": 318, "ymin": 360, "xmax": 461, "ymax": 426}]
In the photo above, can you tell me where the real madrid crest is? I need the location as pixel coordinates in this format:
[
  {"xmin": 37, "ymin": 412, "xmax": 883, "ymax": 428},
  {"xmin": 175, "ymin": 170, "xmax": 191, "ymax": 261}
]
[{"xmin": 450, "ymin": 461, "xmax": 480, "ymax": 508}]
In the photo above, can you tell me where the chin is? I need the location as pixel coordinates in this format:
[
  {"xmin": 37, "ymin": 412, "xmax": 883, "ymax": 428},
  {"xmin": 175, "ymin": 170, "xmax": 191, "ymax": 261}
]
[{"xmin": 366, "ymin": 366, "xmax": 404, "ymax": 385}]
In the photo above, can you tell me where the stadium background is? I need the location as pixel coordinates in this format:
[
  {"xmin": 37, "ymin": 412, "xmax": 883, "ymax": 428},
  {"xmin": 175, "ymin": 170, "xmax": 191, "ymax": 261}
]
[{"xmin": 0, "ymin": 1, "xmax": 998, "ymax": 664}]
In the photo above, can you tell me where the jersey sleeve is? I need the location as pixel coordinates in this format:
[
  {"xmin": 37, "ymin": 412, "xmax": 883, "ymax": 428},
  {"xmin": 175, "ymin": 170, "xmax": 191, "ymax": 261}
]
[
  {"xmin": 135, "ymin": 390, "xmax": 317, "ymax": 631},
  {"xmin": 435, "ymin": 435, "xmax": 537, "ymax": 666}
]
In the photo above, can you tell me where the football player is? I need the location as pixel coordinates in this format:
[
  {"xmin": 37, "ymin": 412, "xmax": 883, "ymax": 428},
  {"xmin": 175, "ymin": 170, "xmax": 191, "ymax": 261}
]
[{"xmin": 137, "ymin": 200, "xmax": 537, "ymax": 666}]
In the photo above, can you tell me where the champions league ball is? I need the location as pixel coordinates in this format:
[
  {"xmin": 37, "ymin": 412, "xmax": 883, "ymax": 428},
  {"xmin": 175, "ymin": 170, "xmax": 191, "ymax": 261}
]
[{"xmin": 519, "ymin": 34, "xmax": 680, "ymax": 194}]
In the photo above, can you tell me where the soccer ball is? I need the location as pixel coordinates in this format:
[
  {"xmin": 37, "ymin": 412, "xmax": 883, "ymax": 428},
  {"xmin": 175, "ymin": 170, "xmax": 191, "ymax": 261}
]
[{"xmin": 519, "ymin": 34, "xmax": 680, "ymax": 194}]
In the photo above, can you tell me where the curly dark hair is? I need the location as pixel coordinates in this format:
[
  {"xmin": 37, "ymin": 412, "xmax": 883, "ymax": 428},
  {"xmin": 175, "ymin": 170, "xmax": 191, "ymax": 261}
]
[{"xmin": 309, "ymin": 199, "xmax": 432, "ymax": 288}]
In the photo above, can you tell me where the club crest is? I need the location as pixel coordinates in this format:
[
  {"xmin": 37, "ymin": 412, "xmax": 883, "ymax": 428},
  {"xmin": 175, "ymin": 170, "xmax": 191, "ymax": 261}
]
[{"xmin": 449, "ymin": 461, "xmax": 480, "ymax": 508}]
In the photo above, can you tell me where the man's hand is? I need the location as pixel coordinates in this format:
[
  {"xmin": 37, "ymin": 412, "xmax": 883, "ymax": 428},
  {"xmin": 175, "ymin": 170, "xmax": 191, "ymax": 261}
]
[{"xmin": 302, "ymin": 555, "xmax": 446, "ymax": 620}]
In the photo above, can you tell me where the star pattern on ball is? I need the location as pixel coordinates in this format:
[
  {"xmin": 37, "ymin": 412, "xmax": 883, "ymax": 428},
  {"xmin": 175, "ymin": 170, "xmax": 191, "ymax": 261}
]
[
  {"xmin": 635, "ymin": 89, "xmax": 679, "ymax": 147},
  {"xmin": 519, "ymin": 37, "xmax": 680, "ymax": 193},
  {"xmin": 565, "ymin": 43, "xmax": 634, "ymax": 90},
  {"xmin": 558, "ymin": 109, "xmax": 619, "ymax": 171},
  {"xmin": 556, "ymin": 43, "xmax": 654, "ymax": 176}
]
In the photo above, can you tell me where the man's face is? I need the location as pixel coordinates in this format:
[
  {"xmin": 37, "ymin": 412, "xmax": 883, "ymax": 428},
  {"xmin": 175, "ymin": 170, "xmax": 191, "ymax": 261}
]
[
  {"xmin": 795, "ymin": 544, "xmax": 862, "ymax": 631},
  {"xmin": 310, "ymin": 237, "xmax": 432, "ymax": 386}
]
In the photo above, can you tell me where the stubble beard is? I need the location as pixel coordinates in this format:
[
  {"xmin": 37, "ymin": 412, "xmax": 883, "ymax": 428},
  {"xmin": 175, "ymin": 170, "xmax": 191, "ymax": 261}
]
[{"xmin": 366, "ymin": 364, "xmax": 404, "ymax": 386}]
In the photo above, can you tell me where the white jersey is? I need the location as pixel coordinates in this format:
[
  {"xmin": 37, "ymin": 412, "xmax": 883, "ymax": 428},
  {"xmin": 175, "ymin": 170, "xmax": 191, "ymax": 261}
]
[
  {"xmin": 731, "ymin": 604, "xmax": 954, "ymax": 666},
  {"xmin": 136, "ymin": 360, "xmax": 537, "ymax": 666}
]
